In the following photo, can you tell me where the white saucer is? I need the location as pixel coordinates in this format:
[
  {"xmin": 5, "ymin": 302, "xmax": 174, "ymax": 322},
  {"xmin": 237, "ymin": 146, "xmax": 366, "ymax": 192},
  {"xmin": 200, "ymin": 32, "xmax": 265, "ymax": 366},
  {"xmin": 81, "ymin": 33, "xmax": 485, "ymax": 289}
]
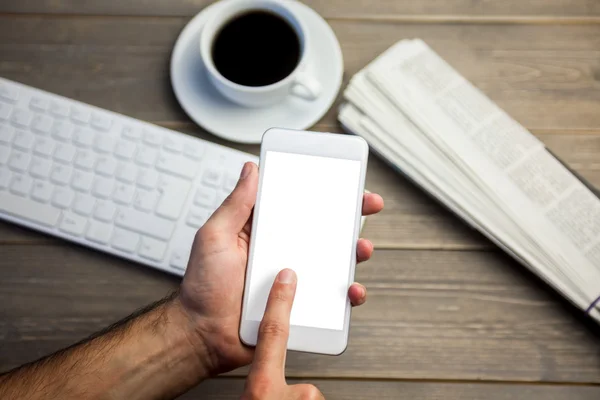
[{"xmin": 170, "ymin": 0, "xmax": 343, "ymax": 144}]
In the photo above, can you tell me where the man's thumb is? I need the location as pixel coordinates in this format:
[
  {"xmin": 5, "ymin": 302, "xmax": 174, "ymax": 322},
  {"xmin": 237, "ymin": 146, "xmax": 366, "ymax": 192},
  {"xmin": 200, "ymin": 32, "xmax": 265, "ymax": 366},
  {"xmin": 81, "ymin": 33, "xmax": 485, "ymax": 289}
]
[{"xmin": 208, "ymin": 162, "xmax": 258, "ymax": 232}]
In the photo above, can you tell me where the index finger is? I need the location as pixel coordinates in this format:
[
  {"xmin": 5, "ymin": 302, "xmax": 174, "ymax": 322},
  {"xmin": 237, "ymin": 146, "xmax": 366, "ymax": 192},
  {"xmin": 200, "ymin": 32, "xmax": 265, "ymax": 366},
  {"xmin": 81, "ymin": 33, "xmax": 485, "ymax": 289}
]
[{"xmin": 250, "ymin": 268, "xmax": 297, "ymax": 378}]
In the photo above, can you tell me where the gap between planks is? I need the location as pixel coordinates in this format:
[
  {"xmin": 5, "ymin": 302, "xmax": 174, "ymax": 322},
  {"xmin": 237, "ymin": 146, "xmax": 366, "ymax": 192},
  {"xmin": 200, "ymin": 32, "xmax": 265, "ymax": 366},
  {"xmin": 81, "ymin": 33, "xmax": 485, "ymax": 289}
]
[
  {"xmin": 156, "ymin": 122, "xmax": 600, "ymax": 137},
  {"xmin": 0, "ymin": 12, "xmax": 599, "ymax": 25},
  {"xmin": 0, "ymin": 240, "xmax": 495, "ymax": 251},
  {"xmin": 211, "ymin": 375, "xmax": 600, "ymax": 387}
]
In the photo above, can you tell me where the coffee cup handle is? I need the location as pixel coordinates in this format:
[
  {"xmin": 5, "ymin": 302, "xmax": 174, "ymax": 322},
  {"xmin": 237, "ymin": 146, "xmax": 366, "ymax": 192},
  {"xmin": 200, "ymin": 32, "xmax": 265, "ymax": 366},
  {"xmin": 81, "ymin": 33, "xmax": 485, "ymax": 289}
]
[{"xmin": 290, "ymin": 71, "xmax": 322, "ymax": 101}]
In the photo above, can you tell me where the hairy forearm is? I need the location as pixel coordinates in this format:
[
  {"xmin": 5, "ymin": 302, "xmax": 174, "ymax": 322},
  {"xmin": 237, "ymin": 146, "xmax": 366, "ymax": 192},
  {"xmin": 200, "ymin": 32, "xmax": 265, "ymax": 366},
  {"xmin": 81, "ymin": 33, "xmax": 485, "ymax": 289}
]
[{"xmin": 0, "ymin": 293, "xmax": 211, "ymax": 400}]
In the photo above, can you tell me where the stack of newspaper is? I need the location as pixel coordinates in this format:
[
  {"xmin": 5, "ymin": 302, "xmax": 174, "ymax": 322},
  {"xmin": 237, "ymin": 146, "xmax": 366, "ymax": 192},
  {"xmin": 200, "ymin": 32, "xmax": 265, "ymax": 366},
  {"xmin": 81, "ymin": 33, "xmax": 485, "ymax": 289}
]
[{"xmin": 339, "ymin": 39, "xmax": 600, "ymax": 322}]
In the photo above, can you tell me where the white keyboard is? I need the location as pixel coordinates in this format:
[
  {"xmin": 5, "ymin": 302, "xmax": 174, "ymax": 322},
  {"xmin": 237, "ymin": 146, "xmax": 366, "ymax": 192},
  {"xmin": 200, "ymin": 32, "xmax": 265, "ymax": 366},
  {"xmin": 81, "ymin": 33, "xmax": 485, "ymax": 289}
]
[{"xmin": 0, "ymin": 77, "xmax": 258, "ymax": 276}]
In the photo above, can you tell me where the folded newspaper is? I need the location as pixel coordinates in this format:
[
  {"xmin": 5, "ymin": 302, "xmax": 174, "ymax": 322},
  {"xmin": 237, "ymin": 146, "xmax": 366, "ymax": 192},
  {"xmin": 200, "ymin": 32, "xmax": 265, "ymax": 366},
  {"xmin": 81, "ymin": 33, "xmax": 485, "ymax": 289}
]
[{"xmin": 339, "ymin": 39, "xmax": 600, "ymax": 322}]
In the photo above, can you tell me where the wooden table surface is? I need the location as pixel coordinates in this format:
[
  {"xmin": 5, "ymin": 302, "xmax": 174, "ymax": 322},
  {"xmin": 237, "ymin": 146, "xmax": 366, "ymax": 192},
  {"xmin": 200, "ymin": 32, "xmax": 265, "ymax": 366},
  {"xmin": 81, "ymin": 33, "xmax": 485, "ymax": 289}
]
[{"xmin": 2, "ymin": 0, "xmax": 600, "ymax": 398}]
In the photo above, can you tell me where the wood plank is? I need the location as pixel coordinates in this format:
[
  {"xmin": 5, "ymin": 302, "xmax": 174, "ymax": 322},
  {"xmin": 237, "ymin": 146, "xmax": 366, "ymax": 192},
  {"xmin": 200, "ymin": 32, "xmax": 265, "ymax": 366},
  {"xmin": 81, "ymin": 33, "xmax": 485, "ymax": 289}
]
[
  {"xmin": 178, "ymin": 378, "xmax": 600, "ymax": 400},
  {"xmin": 2, "ymin": 131, "xmax": 600, "ymax": 249},
  {"xmin": 2, "ymin": 245, "xmax": 600, "ymax": 382},
  {"xmin": 1, "ymin": 0, "xmax": 599, "ymax": 18},
  {"xmin": 0, "ymin": 17, "xmax": 599, "ymax": 129}
]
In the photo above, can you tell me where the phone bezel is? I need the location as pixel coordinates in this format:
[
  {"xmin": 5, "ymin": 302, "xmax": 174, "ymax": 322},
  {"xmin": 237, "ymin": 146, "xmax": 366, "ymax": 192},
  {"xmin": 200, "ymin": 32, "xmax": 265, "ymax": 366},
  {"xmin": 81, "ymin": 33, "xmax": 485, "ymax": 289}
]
[{"xmin": 239, "ymin": 128, "xmax": 369, "ymax": 355}]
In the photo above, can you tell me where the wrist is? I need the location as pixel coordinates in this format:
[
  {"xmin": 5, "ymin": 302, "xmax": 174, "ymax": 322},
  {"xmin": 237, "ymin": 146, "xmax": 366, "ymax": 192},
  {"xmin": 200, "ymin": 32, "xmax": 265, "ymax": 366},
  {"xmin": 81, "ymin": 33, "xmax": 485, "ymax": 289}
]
[{"xmin": 167, "ymin": 294, "xmax": 219, "ymax": 378}]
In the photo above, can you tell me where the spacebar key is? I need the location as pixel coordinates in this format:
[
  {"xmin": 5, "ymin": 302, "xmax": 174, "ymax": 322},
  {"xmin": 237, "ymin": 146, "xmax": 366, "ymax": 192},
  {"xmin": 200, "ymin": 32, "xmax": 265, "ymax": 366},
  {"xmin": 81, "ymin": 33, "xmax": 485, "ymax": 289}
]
[
  {"xmin": 0, "ymin": 192, "xmax": 61, "ymax": 227},
  {"xmin": 115, "ymin": 208, "xmax": 174, "ymax": 240}
]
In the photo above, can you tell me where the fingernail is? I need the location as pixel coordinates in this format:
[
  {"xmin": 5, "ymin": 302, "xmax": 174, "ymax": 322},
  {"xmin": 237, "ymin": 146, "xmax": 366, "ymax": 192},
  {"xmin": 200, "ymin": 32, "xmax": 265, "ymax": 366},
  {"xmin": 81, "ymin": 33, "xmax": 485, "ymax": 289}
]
[
  {"xmin": 278, "ymin": 268, "xmax": 296, "ymax": 284},
  {"xmin": 239, "ymin": 162, "xmax": 252, "ymax": 180},
  {"xmin": 359, "ymin": 286, "xmax": 366, "ymax": 298}
]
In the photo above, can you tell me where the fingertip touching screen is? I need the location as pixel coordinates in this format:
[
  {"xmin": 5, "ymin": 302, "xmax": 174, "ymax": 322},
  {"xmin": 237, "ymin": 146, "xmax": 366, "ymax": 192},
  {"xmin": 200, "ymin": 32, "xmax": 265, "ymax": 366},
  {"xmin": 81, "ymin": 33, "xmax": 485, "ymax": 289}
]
[{"xmin": 247, "ymin": 151, "xmax": 362, "ymax": 331}]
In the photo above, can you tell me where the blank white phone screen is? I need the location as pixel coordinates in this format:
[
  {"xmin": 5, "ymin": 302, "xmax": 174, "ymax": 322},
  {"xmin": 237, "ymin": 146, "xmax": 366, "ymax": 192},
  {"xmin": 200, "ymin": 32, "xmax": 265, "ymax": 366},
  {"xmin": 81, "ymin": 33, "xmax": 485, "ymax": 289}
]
[{"xmin": 246, "ymin": 151, "xmax": 362, "ymax": 331}]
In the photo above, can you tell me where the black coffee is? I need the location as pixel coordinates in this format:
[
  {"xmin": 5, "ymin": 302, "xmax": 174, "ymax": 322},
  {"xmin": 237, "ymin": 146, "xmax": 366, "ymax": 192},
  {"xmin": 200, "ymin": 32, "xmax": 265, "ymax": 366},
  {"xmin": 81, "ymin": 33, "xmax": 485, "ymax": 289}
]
[{"xmin": 212, "ymin": 11, "xmax": 301, "ymax": 87}]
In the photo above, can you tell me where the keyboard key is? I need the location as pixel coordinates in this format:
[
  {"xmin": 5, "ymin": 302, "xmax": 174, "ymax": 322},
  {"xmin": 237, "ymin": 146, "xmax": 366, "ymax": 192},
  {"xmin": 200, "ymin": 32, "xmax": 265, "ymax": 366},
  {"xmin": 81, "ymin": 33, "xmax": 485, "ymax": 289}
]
[
  {"xmin": 33, "ymin": 137, "xmax": 55, "ymax": 157},
  {"xmin": 113, "ymin": 183, "xmax": 135, "ymax": 205},
  {"xmin": 51, "ymin": 120, "xmax": 74, "ymax": 141},
  {"xmin": 0, "ymin": 83, "xmax": 19, "ymax": 103},
  {"xmin": 183, "ymin": 143, "xmax": 204, "ymax": 160},
  {"xmin": 169, "ymin": 249, "xmax": 189, "ymax": 271},
  {"xmin": 136, "ymin": 168, "xmax": 158, "ymax": 189},
  {"xmin": 73, "ymin": 194, "xmax": 95, "ymax": 216},
  {"xmin": 116, "ymin": 162, "xmax": 137, "ymax": 183},
  {"xmin": 94, "ymin": 135, "xmax": 115, "ymax": 154},
  {"xmin": 0, "ymin": 124, "xmax": 14, "ymax": 143},
  {"xmin": 86, "ymin": 221, "xmax": 112, "ymax": 244},
  {"xmin": 52, "ymin": 187, "xmax": 74, "ymax": 209},
  {"xmin": 31, "ymin": 180, "xmax": 53, "ymax": 203},
  {"xmin": 139, "ymin": 236, "xmax": 168, "ymax": 261},
  {"xmin": 10, "ymin": 174, "xmax": 32, "ymax": 196},
  {"xmin": 115, "ymin": 208, "xmax": 174, "ymax": 241},
  {"xmin": 0, "ymin": 192, "xmax": 60, "ymax": 227},
  {"xmin": 186, "ymin": 209, "xmax": 209, "ymax": 229},
  {"xmin": 216, "ymin": 191, "xmax": 229, "ymax": 207},
  {"xmin": 156, "ymin": 152, "xmax": 198, "ymax": 180},
  {"xmin": 59, "ymin": 212, "xmax": 87, "ymax": 236},
  {"xmin": 74, "ymin": 150, "xmax": 96, "ymax": 170},
  {"xmin": 95, "ymin": 156, "xmax": 117, "ymax": 177},
  {"xmin": 93, "ymin": 177, "xmax": 113, "ymax": 199},
  {"xmin": 8, "ymin": 151, "xmax": 31, "ymax": 172},
  {"xmin": 91, "ymin": 113, "xmax": 112, "ymax": 131},
  {"xmin": 162, "ymin": 137, "xmax": 183, "ymax": 153},
  {"xmin": 12, "ymin": 130, "xmax": 35, "ymax": 151},
  {"xmin": 54, "ymin": 144, "xmax": 76, "ymax": 164},
  {"xmin": 0, "ymin": 144, "xmax": 11, "ymax": 164},
  {"xmin": 94, "ymin": 200, "xmax": 116, "ymax": 222},
  {"xmin": 0, "ymin": 103, "xmax": 12, "ymax": 120},
  {"xmin": 50, "ymin": 164, "xmax": 72, "ymax": 185},
  {"xmin": 11, "ymin": 109, "xmax": 33, "ymax": 128},
  {"xmin": 0, "ymin": 144, "xmax": 9, "ymax": 164},
  {"xmin": 143, "ymin": 129, "xmax": 162, "ymax": 147},
  {"xmin": 121, "ymin": 125, "xmax": 142, "ymax": 140},
  {"xmin": 133, "ymin": 189, "xmax": 157, "ymax": 212},
  {"xmin": 73, "ymin": 127, "xmax": 94, "ymax": 147},
  {"xmin": 31, "ymin": 114, "xmax": 53, "ymax": 134},
  {"xmin": 29, "ymin": 157, "xmax": 52, "ymax": 178},
  {"xmin": 202, "ymin": 168, "xmax": 222, "ymax": 188},
  {"xmin": 50, "ymin": 102, "xmax": 70, "ymax": 118},
  {"xmin": 0, "ymin": 169, "xmax": 10, "ymax": 189},
  {"xmin": 223, "ymin": 174, "xmax": 239, "ymax": 192},
  {"xmin": 30, "ymin": 97, "xmax": 50, "ymax": 112},
  {"xmin": 156, "ymin": 175, "xmax": 191, "ymax": 220},
  {"xmin": 111, "ymin": 227, "xmax": 140, "ymax": 253},
  {"xmin": 71, "ymin": 170, "xmax": 94, "ymax": 192},
  {"xmin": 70, "ymin": 106, "xmax": 91, "ymax": 124},
  {"xmin": 194, "ymin": 187, "xmax": 217, "ymax": 208},
  {"xmin": 114, "ymin": 140, "xmax": 136, "ymax": 160},
  {"xmin": 135, "ymin": 147, "xmax": 158, "ymax": 166}
]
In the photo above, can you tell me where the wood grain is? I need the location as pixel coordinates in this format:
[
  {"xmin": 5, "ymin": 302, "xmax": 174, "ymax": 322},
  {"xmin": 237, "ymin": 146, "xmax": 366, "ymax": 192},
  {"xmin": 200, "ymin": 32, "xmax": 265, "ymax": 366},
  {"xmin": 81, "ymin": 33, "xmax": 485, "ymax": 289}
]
[
  {"xmin": 1, "ymin": 0, "xmax": 599, "ymax": 18},
  {"xmin": 178, "ymin": 378, "xmax": 600, "ymax": 400},
  {"xmin": 0, "ymin": 17, "xmax": 599, "ymax": 129},
  {"xmin": 2, "ymin": 245, "xmax": 600, "ymax": 382}
]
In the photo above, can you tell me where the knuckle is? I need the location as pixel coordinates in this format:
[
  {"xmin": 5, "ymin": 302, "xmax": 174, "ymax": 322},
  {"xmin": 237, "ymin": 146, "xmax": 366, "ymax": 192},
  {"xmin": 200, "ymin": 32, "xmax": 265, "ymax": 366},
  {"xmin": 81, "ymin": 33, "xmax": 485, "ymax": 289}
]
[
  {"xmin": 300, "ymin": 385, "xmax": 323, "ymax": 400},
  {"xmin": 245, "ymin": 375, "xmax": 272, "ymax": 399},
  {"xmin": 271, "ymin": 288, "xmax": 289, "ymax": 303},
  {"xmin": 259, "ymin": 319, "xmax": 288, "ymax": 338},
  {"xmin": 194, "ymin": 225, "xmax": 222, "ymax": 246}
]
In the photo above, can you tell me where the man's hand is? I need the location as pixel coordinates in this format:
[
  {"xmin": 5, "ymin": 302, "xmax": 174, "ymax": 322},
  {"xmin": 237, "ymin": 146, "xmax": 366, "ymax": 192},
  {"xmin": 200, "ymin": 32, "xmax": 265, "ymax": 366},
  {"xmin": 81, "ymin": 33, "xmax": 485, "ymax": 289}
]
[
  {"xmin": 0, "ymin": 161, "xmax": 382, "ymax": 400},
  {"xmin": 177, "ymin": 161, "xmax": 384, "ymax": 375},
  {"xmin": 242, "ymin": 268, "xmax": 324, "ymax": 400}
]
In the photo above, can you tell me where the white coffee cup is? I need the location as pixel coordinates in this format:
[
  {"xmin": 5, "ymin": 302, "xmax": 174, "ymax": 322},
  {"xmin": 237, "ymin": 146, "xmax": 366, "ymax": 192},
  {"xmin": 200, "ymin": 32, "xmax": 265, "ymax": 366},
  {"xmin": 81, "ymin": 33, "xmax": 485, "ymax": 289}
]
[{"xmin": 200, "ymin": 0, "xmax": 322, "ymax": 108}]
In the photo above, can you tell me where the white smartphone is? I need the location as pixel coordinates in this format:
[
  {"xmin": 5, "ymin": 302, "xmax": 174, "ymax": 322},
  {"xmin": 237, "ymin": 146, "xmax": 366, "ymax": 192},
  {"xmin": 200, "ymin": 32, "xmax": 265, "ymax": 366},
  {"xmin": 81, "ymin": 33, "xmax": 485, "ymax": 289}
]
[{"xmin": 239, "ymin": 128, "xmax": 368, "ymax": 355}]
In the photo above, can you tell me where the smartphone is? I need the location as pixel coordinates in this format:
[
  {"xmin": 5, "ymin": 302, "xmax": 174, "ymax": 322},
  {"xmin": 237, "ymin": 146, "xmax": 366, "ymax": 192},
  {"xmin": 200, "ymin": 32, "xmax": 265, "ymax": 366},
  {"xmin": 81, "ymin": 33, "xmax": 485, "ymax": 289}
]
[{"xmin": 239, "ymin": 128, "xmax": 368, "ymax": 355}]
